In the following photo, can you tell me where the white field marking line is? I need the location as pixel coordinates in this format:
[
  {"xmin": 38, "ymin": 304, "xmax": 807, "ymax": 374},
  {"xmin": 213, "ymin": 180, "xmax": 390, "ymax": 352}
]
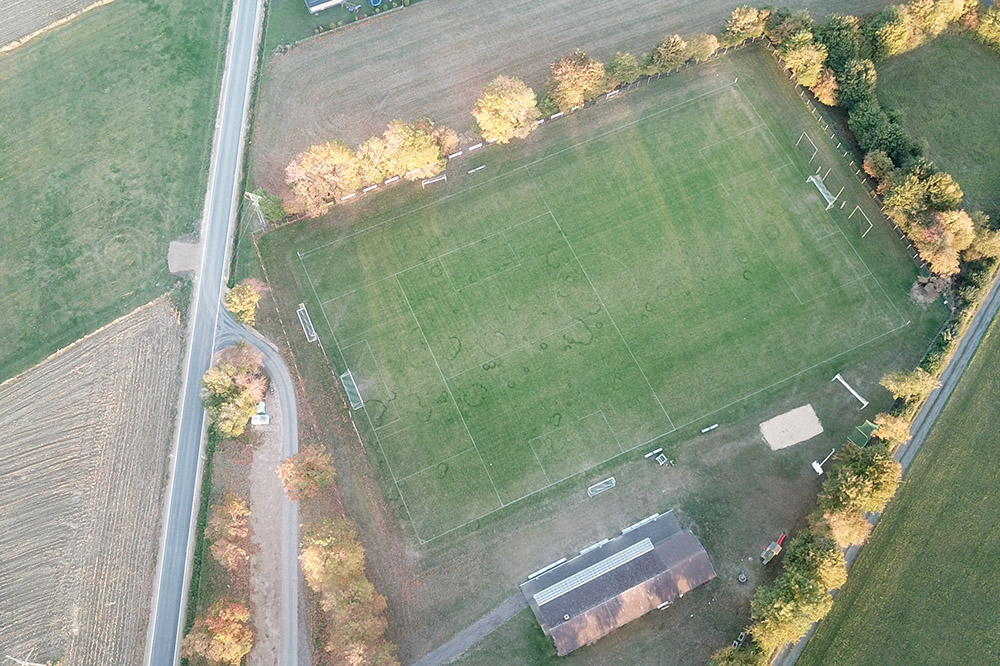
[
  {"xmin": 443, "ymin": 311, "xmax": 605, "ymax": 383},
  {"xmin": 299, "ymin": 81, "xmax": 739, "ymax": 260},
  {"xmin": 394, "ymin": 274, "xmax": 505, "ymax": 509},
  {"xmin": 315, "ymin": 212, "xmax": 552, "ymax": 309},
  {"xmin": 502, "ymin": 229, "xmax": 522, "ymax": 264},
  {"xmin": 526, "ymin": 438, "xmax": 553, "ymax": 485},
  {"xmin": 735, "ymin": 82, "xmax": 908, "ymax": 326},
  {"xmin": 416, "ymin": 317, "xmax": 913, "ymax": 543},
  {"xmin": 438, "ymin": 236, "xmax": 524, "ymax": 294},
  {"xmin": 793, "ymin": 272, "xmax": 877, "ymax": 306},
  {"xmin": 600, "ymin": 409, "xmax": 625, "ymax": 453},
  {"xmin": 768, "ymin": 161, "xmax": 794, "ymax": 175},
  {"xmin": 396, "ymin": 446, "xmax": 478, "ymax": 483},
  {"xmin": 340, "ymin": 338, "xmax": 402, "ymax": 426},
  {"xmin": 298, "ymin": 253, "xmax": 423, "ymax": 540},
  {"xmin": 529, "ymin": 171, "xmax": 675, "ymax": 430},
  {"xmin": 698, "ymin": 122, "xmax": 767, "ymax": 152}
]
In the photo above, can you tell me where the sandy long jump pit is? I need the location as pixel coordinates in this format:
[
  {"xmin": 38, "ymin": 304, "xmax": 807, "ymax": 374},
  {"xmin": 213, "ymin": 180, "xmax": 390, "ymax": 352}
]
[{"xmin": 760, "ymin": 404, "xmax": 824, "ymax": 450}]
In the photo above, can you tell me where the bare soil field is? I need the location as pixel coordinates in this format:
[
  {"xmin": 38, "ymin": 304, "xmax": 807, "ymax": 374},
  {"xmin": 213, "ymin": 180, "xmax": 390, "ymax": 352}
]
[
  {"xmin": 0, "ymin": 0, "xmax": 111, "ymax": 50},
  {"xmin": 251, "ymin": 0, "xmax": 890, "ymax": 194},
  {"xmin": 0, "ymin": 299, "xmax": 182, "ymax": 664}
]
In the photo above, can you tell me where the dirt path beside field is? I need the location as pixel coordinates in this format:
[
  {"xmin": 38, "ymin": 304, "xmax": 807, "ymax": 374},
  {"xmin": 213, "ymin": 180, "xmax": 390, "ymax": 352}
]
[{"xmin": 251, "ymin": 0, "xmax": 889, "ymax": 194}]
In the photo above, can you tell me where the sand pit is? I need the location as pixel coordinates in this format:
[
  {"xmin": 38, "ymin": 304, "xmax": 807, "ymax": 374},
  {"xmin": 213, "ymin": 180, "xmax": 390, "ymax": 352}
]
[{"xmin": 760, "ymin": 404, "xmax": 824, "ymax": 450}]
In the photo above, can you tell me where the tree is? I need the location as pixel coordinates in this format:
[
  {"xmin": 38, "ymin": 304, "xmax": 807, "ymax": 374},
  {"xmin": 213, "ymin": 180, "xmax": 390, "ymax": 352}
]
[
  {"xmin": 224, "ymin": 280, "xmax": 261, "ymax": 325},
  {"xmin": 863, "ymin": 149, "xmax": 895, "ymax": 184},
  {"xmin": 207, "ymin": 493, "xmax": 251, "ymax": 574},
  {"xmin": 782, "ymin": 531, "xmax": 847, "ymax": 591},
  {"xmin": 815, "ymin": 14, "xmax": 860, "ymax": 76},
  {"xmin": 471, "ymin": 76, "xmax": 540, "ymax": 144},
  {"xmin": 810, "ymin": 68, "xmax": 838, "ymax": 106},
  {"xmin": 380, "ymin": 118, "xmax": 456, "ymax": 181},
  {"xmin": 836, "ymin": 58, "xmax": 877, "ymax": 109},
  {"xmin": 925, "ymin": 171, "xmax": 964, "ymax": 210},
  {"xmin": 285, "ymin": 140, "xmax": 362, "ymax": 217},
  {"xmin": 862, "ymin": 6, "xmax": 916, "ymax": 61},
  {"xmin": 911, "ymin": 210, "xmax": 975, "ymax": 276},
  {"xmin": 202, "ymin": 344, "xmax": 268, "ymax": 438},
  {"xmin": 978, "ymin": 4, "xmax": 1000, "ymax": 49},
  {"xmin": 252, "ymin": 188, "xmax": 287, "ymax": 222},
  {"xmin": 765, "ymin": 8, "xmax": 815, "ymax": 45},
  {"xmin": 685, "ymin": 33, "xmax": 719, "ymax": 63},
  {"xmin": 181, "ymin": 599, "xmax": 254, "ymax": 666},
  {"xmin": 751, "ymin": 569, "xmax": 833, "ymax": 655},
  {"xmin": 277, "ymin": 444, "xmax": 335, "ymax": 501},
  {"xmin": 652, "ymin": 34, "xmax": 688, "ymax": 72},
  {"xmin": 606, "ymin": 52, "xmax": 642, "ymax": 86},
  {"xmin": 965, "ymin": 225, "xmax": 1000, "ymax": 261},
  {"xmin": 779, "ymin": 31, "xmax": 828, "ymax": 88},
  {"xmin": 874, "ymin": 412, "xmax": 912, "ymax": 446},
  {"xmin": 814, "ymin": 508, "xmax": 873, "ymax": 548},
  {"xmin": 546, "ymin": 50, "xmax": 607, "ymax": 112},
  {"xmin": 908, "ymin": 0, "xmax": 965, "ymax": 37},
  {"xmin": 722, "ymin": 6, "xmax": 769, "ymax": 46},
  {"xmin": 710, "ymin": 645, "xmax": 764, "ymax": 666},
  {"xmin": 818, "ymin": 443, "xmax": 901, "ymax": 515}
]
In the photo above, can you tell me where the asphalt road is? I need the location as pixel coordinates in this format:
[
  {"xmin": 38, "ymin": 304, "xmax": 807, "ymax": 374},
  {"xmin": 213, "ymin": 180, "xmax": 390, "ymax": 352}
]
[
  {"xmin": 776, "ymin": 275, "xmax": 1000, "ymax": 666},
  {"xmin": 216, "ymin": 312, "xmax": 309, "ymax": 666},
  {"xmin": 144, "ymin": 0, "xmax": 264, "ymax": 661}
]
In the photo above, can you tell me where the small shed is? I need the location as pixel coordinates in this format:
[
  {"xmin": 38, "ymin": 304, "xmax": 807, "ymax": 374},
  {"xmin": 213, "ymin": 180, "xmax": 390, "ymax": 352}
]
[{"xmin": 520, "ymin": 511, "xmax": 716, "ymax": 656}]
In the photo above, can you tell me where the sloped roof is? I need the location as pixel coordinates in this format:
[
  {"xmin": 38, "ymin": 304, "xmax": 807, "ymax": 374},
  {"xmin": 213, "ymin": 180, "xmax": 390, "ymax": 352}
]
[{"xmin": 520, "ymin": 512, "xmax": 715, "ymax": 656}]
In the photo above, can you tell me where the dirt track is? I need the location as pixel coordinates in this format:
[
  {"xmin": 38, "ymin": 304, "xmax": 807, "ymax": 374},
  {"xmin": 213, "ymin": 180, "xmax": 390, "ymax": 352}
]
[
  {"xmin": 0, "ymin": 299, "xmax": 181, "ymax": 664},
  {"xmin": 251, "ymin": 0, "xmax": 889, "ymax": 194}
]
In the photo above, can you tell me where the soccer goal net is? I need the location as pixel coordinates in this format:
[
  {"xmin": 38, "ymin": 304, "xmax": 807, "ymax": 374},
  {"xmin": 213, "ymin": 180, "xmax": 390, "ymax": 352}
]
[
  {"xmin": 808, "ymin": 175, "xmax": 837, "ymax": 210},
  {"xmin": 587, "ymin": 476, "xmax": 616, "ymax": 497},
  {"xmin": 849, "ymin": 205, "xmax": 875, "ymax": 238},
  {"xmin": 339, "ymin": 369, "xmax": 364, "ymax": 410},
  {"xmin": 796, "ymin": 131, "xmax": 819, "ymax": 163}
]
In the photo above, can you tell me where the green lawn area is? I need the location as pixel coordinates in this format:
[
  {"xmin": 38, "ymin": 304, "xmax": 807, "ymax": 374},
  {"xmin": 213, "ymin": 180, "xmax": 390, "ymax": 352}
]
[
  {"xmin": 261, "ymin": 46, "xmax": 936, "ymax": 543},
  {"xmin": 877, "ymin": 32, "xmax": 1000, "ymax": 218},
  {"xmin": 262, "ymin": 0, "xmax": 411, "ymax": 53},
  {"xmin": 799, "ymin": 315, "xmax": 1000, "ymax": 665},
  {"xmin": 0, "ymin": 0, "xmax": 228, "ymax": 381}
]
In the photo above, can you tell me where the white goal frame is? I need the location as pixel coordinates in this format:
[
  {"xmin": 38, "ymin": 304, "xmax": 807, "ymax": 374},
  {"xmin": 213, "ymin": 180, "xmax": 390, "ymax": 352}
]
[
  {"xmin": 849, "ymin": 205, "xmax": 875, "ymax": 238},
  {"xmin": 808, "ymin": 174, "xmax": 838, "ymax": 210},
  {"xmin": 796, "ymin": 131, "xmax": 819, "ymax": 163}
]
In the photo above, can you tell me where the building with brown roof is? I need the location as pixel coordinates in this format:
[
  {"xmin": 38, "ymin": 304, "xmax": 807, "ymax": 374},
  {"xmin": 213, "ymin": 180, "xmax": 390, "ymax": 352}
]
[{"xmin": 520, "ymin": 511, "xmax": 716, "ymax": 656}]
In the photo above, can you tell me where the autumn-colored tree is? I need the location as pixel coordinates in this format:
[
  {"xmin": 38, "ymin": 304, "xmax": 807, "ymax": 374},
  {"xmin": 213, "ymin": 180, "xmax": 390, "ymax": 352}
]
[
  {"xmin": 911, "ymin": 210, "xmax": 975, "ymax": 276},
  {"xmin": 722, "ymin": 6, "xmax": 770, "ymax": 46},
  {"xmin": 202, "ymin": 343, "xmax": 268, "ymax": 438},
  {"xmin": 606, "ymin": 52, "xmax": 642, "ymax": 86},
  {"xmin": 812, "ymin": 508, "xmax": 873, "ymax": 548},
  {"xmin": 181, "ymin": 599, "xmax": 254, "ymax": 666},
  {"xmin": 471, "ymin": 76, "xmax": 540, "ymax": 144},
  {"xmin": 685, "ymin": 33, "xmax": 719, "ymax": 63},
  {"xmin": 224, "ymin": 280, "xmax": 262, "ymax": 325},
  {"xmin": 765, "ymin": 8, "xmax": 815, "ymax": 45},
  {"xmin": 651, "ymin": 34, "xmax": 687, "ymax": 72},
  {"xmin": 873, "ymin": 412, "xmax": 911, "ymax": 447},
  {"xmin": 880, "ymin": 367, "xmax": 940, "ymax": 401},
  {"xmin": 276, "ymin": 444, "xmax": 335, "ymax": 501},
  {"xmin": 751, "ymin": 569, "xmax": 833, "ymax": 655},
  {"xmin": 978, "ymin": 3, "xmax": 1000, "ymax": 48},
  {"xmin": 782, "ymin": 531, "xmax": 847, "ymax": 591},
  {"xmin": 815, "ymin": 14, "xmax": 860, "ymax": 76},
  {"xmin": 285, "ymin": 140, "xmax": 362, "ymax": 217},
  {"xmin": 546, "ymin": 50, "xmax": 607, "ymax": 112},
  {"xmin": 207, "ymin": 493, "xmax": 251, "ymax": 574},
  {"xmin": 779, "ymin": 31, "xmax": 828, "ymax": 88},
  {"xmin": 809, "ymin": 68, "xmax": 838, "ymax": 106},
  {"xmin": 300, "ymin": 519, "xmax": 398, "ymax": 666},
  {"xmin": 379, "ymin": 118, "xmax": 457, "ymax": 182},
  {"xmin": 818, "ymin": 443, "xmax": 901, "ymax": 516},
  {"xmin": 709, "ymin": 645, "xmax": 764, "ymax": 666},
  {"xmin": 862, "ymin": 5, "xmax": 916, "ymax": 61},
  {"xmin": 863, "ymin": 149, "xmax": 896, "ymax": 186},
  {"xmin": 965, "ymin": 225, "xmax": 1000, "ymax": 261}
]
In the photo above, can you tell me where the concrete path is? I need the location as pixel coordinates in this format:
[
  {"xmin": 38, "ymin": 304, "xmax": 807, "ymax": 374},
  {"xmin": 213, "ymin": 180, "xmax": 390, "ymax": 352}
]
[
  {"xmin": 775, "ymin": 274, "xmax": 1000, "ymax": 666},
  {"xmin": 410, "ymin": 593, "xmax": 528, "ymax": 666},
  {"xmin": 143, "ymin": 0, "xmax": 265, "ymax": 660}
]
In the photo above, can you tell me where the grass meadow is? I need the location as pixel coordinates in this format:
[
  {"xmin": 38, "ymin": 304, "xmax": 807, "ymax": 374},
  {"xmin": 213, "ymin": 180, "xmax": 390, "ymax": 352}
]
[
  {"xmin": 270, "ymin": 46, "xmax": 932, "ymax": 543},
  {"xmin": 0, "ymin": 0, "xmax": 228, "ymax": 381},
  {"xmin": 877, "ymin": 33, "xmax": 1000, "ymax": 218},
  {"xmin": 798, "ymin": 315, "xmax": 1000, "ymax": 665}
]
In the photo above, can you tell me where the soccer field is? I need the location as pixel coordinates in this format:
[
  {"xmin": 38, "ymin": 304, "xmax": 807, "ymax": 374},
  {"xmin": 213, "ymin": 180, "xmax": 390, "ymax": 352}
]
[{"xmin": 296, "ymin": 48, "xmax": 911, "ymax": 542}]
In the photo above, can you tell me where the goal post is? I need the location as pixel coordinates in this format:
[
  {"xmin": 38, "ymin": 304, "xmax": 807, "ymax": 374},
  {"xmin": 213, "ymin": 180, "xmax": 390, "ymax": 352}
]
[
  {"xmin": 339, "ymin": 369, "xmax": 364, "ymax": 410},
  {"xmin": 796, "ymin": 131, "xmax": 819, "ymax": 163},
  {"xmin": 807, "ymin": 174, "xmax": 838, "ymax": 210},
  {"xmin": 849, "ymin": 205, "xmax": 875, "ymax": 238}
]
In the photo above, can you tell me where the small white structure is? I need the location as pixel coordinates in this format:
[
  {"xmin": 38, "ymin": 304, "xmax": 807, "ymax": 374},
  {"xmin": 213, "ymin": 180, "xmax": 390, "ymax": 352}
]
[{"xmin": 251, "ymin": 413, "xmax": 270, "ymax": 426}]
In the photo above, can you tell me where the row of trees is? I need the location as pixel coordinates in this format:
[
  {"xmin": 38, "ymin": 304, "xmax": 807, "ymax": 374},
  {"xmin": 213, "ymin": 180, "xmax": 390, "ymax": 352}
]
[
  {"xmin": 285, "ymin": 118, "xmax": 458, "ymax": 217},
  {"xmin": 276, "ymin": 442, "xmax": 398, "ymax": 665}
]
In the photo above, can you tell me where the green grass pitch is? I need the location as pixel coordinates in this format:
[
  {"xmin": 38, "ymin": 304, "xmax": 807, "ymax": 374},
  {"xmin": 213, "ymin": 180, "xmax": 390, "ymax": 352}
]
[{"xmin": 297, "ymin": 47, "xmax": 913, "ymax": 541}]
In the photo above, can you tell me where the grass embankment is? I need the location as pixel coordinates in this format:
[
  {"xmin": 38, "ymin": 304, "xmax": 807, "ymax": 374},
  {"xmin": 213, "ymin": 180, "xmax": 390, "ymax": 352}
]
[
  {"xmin": 799, "ymin": 315, "xmax": 1000, "ymax": 665},
  {"xmin": 877, "ymin": 32, "xmax": 1000, "ymax": 218},
  {"xmin": 0, "ymin": 0, "xmax": 228, "ymax": 381}
]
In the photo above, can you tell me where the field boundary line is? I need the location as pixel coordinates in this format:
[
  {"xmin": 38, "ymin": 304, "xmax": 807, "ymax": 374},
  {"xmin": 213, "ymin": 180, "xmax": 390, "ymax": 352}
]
[
  {"xmin": 526, "ymin": 439, "xmax": 553, "ymax": 485},
  {"xmin": 394, "ymin": 274, "xmax": 505, "ymax": 509},
  {"xmin": 298, "ymin": 252, "xmax": 425, "ymax": 541},
  {"xmin": 528, "ymin": 171, "xmax": 675, "ymax": 430},
  {"xmin": 600, "ymin": 409, "xmax": 625, "ymax": 453},
  {"xmin": 298, "ymin": 82, "xmax": 738, "ymax": 261}
]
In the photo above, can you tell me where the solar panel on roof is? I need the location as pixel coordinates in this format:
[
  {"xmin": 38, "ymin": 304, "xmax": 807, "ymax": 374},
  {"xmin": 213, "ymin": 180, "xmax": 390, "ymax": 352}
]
[{"xmin": 533, "ymin": 538, "xmax": 654, "ymax": 607}]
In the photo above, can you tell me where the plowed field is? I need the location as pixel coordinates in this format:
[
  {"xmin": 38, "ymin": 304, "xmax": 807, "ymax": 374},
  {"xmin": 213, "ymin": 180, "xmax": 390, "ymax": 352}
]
[{"xmin": 0, "ymin": 299, "xmax": 182, "ymax": 664}]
